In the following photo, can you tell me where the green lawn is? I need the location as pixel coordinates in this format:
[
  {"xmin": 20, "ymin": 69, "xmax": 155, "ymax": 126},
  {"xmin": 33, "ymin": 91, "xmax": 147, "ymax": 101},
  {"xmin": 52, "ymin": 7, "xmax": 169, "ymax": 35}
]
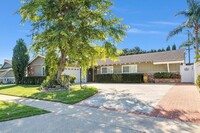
[
  {"xmin": 0, "ymin": 85, "xmax": 98, "ymax": 104},
  {"xmin": 0, "ymin": 100, "xmax": 49, "ymax": 122}
]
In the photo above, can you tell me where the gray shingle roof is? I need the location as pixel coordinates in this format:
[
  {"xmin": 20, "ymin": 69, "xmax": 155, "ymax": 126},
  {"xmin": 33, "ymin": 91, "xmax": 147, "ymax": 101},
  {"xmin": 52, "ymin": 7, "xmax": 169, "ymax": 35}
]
[
  {"xmin": 97, "ymin": 49, "xmax": 185, "ymax": 66},
  {"xmin": 0, "ymin": 60, "xmax": 12, "ymax": 70},
  {"xmin": 5, "ymin": 60, "xmax": 12, "ymax": 65}
]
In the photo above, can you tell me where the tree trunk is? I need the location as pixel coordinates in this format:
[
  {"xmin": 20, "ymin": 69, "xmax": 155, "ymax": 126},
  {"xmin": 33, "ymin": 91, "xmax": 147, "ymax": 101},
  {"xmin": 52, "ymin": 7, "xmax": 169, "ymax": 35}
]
[
  {"xmin": 188, "ymin": 46, "xmax": 191, "ymax": 64},
  {"xmin": 195, "ymin": 24, "xmax": 199, "ymax": 56},
  {"xmin": 56, "ymin": 50, "xmax": 67, "ymax": 84}
]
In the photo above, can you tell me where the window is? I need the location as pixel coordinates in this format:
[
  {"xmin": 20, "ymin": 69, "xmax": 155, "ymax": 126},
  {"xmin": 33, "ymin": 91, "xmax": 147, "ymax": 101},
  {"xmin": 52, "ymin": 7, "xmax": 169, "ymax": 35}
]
[
  {"xmin": 101, "ymin": 66, "xmax": 113, "ymax": 74},
  {"xmin": 42, "ymin": 66, "xmax": 46, "ymax": 76},
  {"xmin": 122, "ymin": 65, "xmax": 137, "ymax": 73}
]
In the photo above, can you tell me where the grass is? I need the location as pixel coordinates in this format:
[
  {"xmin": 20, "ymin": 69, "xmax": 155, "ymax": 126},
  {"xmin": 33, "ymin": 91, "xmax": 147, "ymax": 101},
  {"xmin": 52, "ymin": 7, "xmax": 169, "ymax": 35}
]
[
  {"xmin": 0, "ymin": 100, "xmax": 49, "ymax": 122},
  {"xmin": 0, "ymin": 85, "xmax": 98, "ymax": 104}
]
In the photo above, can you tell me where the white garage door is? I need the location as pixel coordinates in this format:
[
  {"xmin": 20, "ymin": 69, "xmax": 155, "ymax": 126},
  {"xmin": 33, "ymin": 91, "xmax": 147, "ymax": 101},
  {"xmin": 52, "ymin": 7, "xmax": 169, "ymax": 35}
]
[{"xmin": 62, "ymin": 67, "xmax": 87, "ymax": 83}]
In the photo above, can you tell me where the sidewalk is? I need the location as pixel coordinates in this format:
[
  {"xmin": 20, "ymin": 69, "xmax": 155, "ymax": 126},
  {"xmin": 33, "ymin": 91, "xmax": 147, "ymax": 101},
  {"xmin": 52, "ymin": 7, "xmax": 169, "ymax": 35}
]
[{"xmin": 0, "ymin": 94, "xmax": 200, "ymax": 133}]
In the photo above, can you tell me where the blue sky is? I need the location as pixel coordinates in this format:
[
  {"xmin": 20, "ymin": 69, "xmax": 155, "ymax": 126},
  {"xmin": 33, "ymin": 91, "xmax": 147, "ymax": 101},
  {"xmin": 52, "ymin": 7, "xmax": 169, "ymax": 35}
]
[{"xmin": 0, "ymin": 0, "xmax": 194, "ymax": 64}]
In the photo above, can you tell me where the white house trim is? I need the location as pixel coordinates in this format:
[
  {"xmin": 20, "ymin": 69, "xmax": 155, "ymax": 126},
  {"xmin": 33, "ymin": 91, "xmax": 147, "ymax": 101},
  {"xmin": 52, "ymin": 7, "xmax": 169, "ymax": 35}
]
[
  {"xmin": 153, "ymin": 60, "xmax": 184, "ymax": 65},
  {"xmin": 122, "ymin": 64, "xmax": 137, "ymax": 74},
  {"xmin": 167, "ymin": 63, "xmax": 170, "ymax": 72},
  {"xmin": 101, "ymin": 66, "xmax": 113, "ymax": 74}
]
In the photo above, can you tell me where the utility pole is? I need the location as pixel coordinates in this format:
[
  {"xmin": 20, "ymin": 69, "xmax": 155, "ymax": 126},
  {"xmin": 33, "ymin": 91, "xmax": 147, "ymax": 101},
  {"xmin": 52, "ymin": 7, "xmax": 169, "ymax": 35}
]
[
  {"xmin": 187, "ymin": 30, "xmax": 192, "ymax": 64},
  {"xmin": 80, "ymin": 67, "xmax": 82, "ymax": 87}
]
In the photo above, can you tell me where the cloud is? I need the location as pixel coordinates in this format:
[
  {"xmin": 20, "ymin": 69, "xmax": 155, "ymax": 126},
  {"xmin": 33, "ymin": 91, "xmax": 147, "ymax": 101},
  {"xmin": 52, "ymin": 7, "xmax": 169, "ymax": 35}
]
[
  {"xmin": 130, "ymin": 23, "xmax": 151, "ymax": 27},
  {"xmin": 130, "ymin": 21, "xmax": 180, "ymax": 28},
  {"xmin": 127, "ymin": 28, "xmax": 166, "ymax": 34},
  {"xmin": 149, "ymin": 21, "xmax": 179, "ymax": 26}
]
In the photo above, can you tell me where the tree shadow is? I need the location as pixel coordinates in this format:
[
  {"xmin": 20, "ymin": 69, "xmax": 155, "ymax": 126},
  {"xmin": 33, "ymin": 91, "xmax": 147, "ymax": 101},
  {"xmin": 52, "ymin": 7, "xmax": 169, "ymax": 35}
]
[
  {"xmin": 0, "ymin": 85, "xmax": 17, "ymax": 90},
  {"xmin": 78, "ymin": 88, "xmax": 156, "ymax": 114},
  {"xmin": 151, "ymin": 105, "xmax": 200, "ymax": 124},
  {"xmin": 0, "ymin": 84, "xmax": 40, "ymax": 90},
  {"xmin": 0, "ymin": 97, "xmax": 200, "ymax": 132},
  {"xmin": 0, "ymin": 101, "xmax": 48, "ymax": 122}
]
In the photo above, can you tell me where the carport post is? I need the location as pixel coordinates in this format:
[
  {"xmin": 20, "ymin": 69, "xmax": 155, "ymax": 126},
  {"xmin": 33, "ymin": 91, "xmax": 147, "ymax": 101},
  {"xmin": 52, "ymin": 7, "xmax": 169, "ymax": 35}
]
[{"xmin": 167, "ymin": 63, "xmax": 170, "ymax": 72}]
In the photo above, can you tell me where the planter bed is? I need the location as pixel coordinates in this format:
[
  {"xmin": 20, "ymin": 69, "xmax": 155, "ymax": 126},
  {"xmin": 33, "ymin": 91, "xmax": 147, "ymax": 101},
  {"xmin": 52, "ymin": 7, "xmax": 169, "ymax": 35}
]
[{"xmin": 155, "ymin": 78, "xmax": 181, "ymax": 83}]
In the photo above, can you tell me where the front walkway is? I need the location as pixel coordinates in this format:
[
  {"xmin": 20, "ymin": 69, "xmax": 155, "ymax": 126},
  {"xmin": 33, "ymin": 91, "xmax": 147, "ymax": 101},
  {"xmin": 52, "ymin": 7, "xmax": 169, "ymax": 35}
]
[
  {"xmin": 1, "ymin": 94, "xmax": 200, "ymax": 133},
  {"xmin": 151, "ymin": 84, "xmax": 200, "ymax": 123}
]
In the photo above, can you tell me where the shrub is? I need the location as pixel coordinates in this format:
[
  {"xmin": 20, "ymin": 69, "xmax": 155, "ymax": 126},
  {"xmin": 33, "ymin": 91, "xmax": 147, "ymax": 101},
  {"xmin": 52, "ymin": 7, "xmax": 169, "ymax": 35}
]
[
  {"xmin": 22, "ymin": 76, "xmax": 46, "ymax": 85},
  {"xmin": 68, "ymin": 76, "xmax": 76, "ymax": 84},
  {"xmin": 41, "ymin": 80, "xmax": 50, "ymax": 88},
  {"xmin": 154, "ymin": 72, "xmax": 181, "ymax": 79},
  {"xmin": 112, "ymin": 74, "xmax": 122, "ymax": 82},
  {"xmin": 196, "ymin": 75, "xmax": 200, "ymax": 88},
  {"xmin": 96, "ymin": 74, "xmax": 143, "ymax": 83},
  {"xmin": 61, "ymin": 75, "xmax": 76, "ymax": 84}
]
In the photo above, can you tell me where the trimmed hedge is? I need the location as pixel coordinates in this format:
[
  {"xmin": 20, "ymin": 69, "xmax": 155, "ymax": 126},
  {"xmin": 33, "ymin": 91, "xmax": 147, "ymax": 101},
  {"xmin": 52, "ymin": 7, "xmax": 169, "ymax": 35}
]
[
  {"xmin": 154, "ymin": 72, "xmax": 181, "ymax": 79},
  {"xmin": 196, "ymin": 75, "xmax": 200, "ymax": 88},
  {"xmin": 96, "ymin": 74, "xmax": 143, "ymax": 83},
  {"xmin": 22, "ymin": 76, "xmax": 46, "ymax": 85}
]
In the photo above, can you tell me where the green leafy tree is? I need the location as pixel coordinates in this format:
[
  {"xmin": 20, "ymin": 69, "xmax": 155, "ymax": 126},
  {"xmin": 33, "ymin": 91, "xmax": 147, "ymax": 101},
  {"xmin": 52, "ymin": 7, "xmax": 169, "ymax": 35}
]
[
  {"xmin": 19, "ymin": 0, "xmax": 127, "ymax": 84},
  {"xmin": 167, "ymin": 0, "xmax": 200, "ymax": 56},
  {"xmin": 130, "ymin": 46, "xmax": 143, "ymax": 54},
  {"xmin": 161, "ymin": 48, "xmax": 165, "ymax": 51},
  {"xmin": 172, "ymin": 44, "xmax": 177, "ymax": 50},
  {"xmin": 122, "ymin": 48, "xmax": 130, "ymax": 56},
  {"xmin": 150, "ymin": 49, "xmax": 154, "ymax": 53},
  {"xmin": 179, "ymin": 30, "xmax": 194, "ymax": 64},
  {"xmin": 166, "ymin": 45, "xmax": 171, "ymax": 51},
  {"xmin": 12, "ymin": 39, "xmax": 29, "ymax": 84}
]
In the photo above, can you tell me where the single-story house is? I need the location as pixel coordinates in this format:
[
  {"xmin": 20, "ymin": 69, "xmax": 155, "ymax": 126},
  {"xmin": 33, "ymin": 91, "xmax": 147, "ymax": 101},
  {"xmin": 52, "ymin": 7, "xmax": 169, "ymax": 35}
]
[
  {"xmin": 0, "ymin": 60, "xmax": 15, "ymax": 83},
  {"xmin": 87, "ymin": 49, "xmax": 185, "ymax": 82},
  {"xmin": 0, "ymin": 49, "xmax": 185, "ymax": 84}
]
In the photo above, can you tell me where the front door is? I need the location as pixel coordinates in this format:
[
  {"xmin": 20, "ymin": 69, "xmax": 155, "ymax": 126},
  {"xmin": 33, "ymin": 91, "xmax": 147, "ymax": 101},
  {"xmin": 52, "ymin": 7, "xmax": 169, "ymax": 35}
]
[{"xmin": 87, "ymin": 68, "xmax": 93, "ymax": 82}]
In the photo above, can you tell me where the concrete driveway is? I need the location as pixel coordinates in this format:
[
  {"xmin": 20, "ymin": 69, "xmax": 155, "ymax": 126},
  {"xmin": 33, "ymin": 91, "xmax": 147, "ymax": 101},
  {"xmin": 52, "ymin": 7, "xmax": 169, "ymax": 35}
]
[{"xmin": 78, "ymin": 83, "xmax": 174, "ymax": 114}]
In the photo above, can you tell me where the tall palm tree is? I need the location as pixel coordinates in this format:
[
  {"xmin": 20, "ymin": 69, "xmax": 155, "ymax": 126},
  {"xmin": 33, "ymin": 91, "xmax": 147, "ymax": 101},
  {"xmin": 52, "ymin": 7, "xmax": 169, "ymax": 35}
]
[
  {"xmin": 179, "ymin": 30, "xmax": 193, "ymax": 64},
  {"xmin": 167, "ymin": 0, "xmax": 200, "ymax": 56}
]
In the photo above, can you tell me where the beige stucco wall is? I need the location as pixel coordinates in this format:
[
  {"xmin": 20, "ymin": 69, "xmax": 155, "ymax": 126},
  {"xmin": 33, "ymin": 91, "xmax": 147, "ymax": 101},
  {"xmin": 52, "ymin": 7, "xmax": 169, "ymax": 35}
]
[
  {"xmin": 137, "ymin": 63, "xmax": 167, "ymax": 73},
  {"xmin": 97, "ymin": 62, "xmax": 180, "ymax": 74},
  {"xmin": 28, "ymin": 57, "xmax": 45, "ymax": 76},
  {"xmin": 32, "ymin": 66, "xmax": 44, "ymax": 76},
  {"xmin": 30, "ymin": 57, "xmax": 45, "ymax": 66},
  {"xmin": 169, "ymin": 64, "xmax": 180, "ymax": 72},
  {"xmin": 4, "ymin": 70, "xmax": 14, "ymax": 77}
]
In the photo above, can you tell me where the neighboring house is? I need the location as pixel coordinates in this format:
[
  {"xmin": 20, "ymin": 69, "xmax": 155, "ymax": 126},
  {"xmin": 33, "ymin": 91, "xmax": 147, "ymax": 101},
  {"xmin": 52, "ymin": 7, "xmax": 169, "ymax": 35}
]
[
  {"xmin": 87, "ymin": 49, "xmax": 185, "ymax": 82},
  {"xmin": 27, "ymin": 55, "xmax": 87, "ymax": 83},
  {"xmin": 0, "ymin": 60, "xmax": 15, "ymax": 83},
  {"xmin": 27, "ymin": 55, "xmax": 46, "ymax": 77}
]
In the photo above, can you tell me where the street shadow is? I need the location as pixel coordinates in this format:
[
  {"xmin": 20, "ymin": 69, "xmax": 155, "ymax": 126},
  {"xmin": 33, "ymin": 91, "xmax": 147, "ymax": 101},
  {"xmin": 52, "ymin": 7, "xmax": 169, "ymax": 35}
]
[{"xmin": 151, "ymin": 105, "xmax": 200, "ymax": 124}]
